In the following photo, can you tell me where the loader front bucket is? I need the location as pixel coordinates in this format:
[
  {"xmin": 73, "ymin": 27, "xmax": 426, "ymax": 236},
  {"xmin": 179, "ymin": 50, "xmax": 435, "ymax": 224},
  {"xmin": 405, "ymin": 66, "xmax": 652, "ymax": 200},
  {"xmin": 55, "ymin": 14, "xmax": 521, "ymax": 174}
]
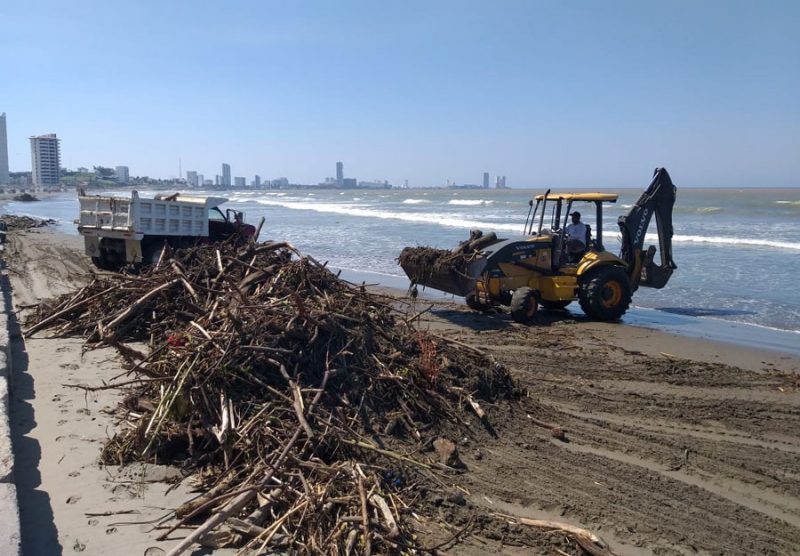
[{"xmin": 398, "ymin": 247, "xmax": 486, "ymax": 297}]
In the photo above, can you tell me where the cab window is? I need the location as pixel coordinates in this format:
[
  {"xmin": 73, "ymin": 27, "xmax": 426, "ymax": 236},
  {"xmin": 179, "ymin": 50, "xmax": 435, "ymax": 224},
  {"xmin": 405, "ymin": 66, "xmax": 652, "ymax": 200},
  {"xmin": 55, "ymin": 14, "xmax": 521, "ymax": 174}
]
[{"xmin": 208, "ymin": 207, "xmax": 226, "ymax": 221}]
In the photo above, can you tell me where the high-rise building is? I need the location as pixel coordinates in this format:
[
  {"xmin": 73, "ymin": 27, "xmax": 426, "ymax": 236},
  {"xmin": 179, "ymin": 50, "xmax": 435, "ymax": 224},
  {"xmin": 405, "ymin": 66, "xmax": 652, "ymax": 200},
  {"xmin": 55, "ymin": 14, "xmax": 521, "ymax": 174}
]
[
  {"xmin": 186, "ymin": 170, "xmax": 199, "ymax": 187},
  {"xmin": 483, "ymin": 172, "xmax": 490, "ymax": 189},
  {"xmin": 0, "ymin": 113, "xmax": 9, "ymax": 185},
  {"xmin": 254, "ymin": 174, "xmax": 261, "ymax": 188},
  {"xmin": 222, "ymin": 163, "xmax": 231, "ymax": 187},
  {"xmin": 197, "ymin": 174, "xmax": 204, "ymax": 188},
  {"xmin": 234, "ymin": 176, "xmax": 246, "ymax": 187},
  {"xmin": 30, "ymin": 133, "xmax": 61, "ymax": 189},
  {"xmin": 116, "ymin": 165, "xmax": 130, "ymax": 184},
  {"xmin": 336, "ymin": 161, "xmax": 344, "ymax": 187}
]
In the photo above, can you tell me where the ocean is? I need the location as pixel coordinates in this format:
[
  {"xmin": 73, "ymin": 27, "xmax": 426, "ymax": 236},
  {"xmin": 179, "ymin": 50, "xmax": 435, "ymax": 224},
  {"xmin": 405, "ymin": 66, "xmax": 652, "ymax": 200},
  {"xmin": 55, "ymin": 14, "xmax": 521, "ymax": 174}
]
[{"xmin": 5, "ymin": 186, "xmax": 800, "ymax": 338}]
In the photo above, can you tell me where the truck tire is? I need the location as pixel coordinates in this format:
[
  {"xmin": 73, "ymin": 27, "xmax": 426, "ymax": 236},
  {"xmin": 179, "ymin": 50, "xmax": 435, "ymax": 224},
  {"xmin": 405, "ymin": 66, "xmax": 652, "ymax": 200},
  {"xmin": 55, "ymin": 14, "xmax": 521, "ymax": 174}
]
[
  {"xmin": 510, "ymin": 287, "xmax": 538, "ymax": 324},
  {"xmin": 578, "ymin": 266, "xmax": 632, "ymax": 321},
  {"xmin": 142, "ymin": 240, "xmax": 166, "ymax": 267},
  {"xmin": 540, "ymin": 299, "xmax": 571, "ymax": 311}
]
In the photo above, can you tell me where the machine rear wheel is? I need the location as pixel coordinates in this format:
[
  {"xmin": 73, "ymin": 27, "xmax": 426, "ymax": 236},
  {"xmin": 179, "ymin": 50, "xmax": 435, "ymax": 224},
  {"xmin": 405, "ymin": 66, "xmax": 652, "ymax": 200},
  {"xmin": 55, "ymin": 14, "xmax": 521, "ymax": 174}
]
[
  {"xmin": 510, "ymin": 287, "xmax": 538, "ymax": 324},
  {"xmin": 578, "ymin": 266, "xmax": 632, "ymax": 321},
  {"xmin": 539, "ymin": 299, "xmax": 571, "ymax": 311}
]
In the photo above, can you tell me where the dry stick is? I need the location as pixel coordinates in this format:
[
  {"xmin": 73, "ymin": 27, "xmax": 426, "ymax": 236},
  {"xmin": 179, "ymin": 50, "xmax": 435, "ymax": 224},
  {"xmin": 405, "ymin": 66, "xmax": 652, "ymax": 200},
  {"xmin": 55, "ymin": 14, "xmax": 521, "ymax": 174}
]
[
  {"xmin": 494, "ymin": 513, "xmax": 610, "ymax": 550},
  {"xmin": 369, "ymin": 493, "xmax": 400, "ymax": 539},
  {"xmin": 23, "ymin": 285, "xmax": 117, "ymax": 336},
  {"xmin": 357, "ymin": 475, "xmax": 372, "ymax": 556},
  {"xmin": 100, "ymin": 279, "xmax": 181, "ymax": 338},
  {"xmin": 165, "ymin": 365, "xmax": 332, "ymax": 556}
]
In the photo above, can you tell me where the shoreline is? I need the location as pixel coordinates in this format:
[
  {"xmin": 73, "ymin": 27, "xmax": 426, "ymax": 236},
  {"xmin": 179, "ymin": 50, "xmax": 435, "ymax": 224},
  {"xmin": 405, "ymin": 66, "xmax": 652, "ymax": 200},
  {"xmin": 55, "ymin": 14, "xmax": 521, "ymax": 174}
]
[{"xmin": 4, "ymin": 225, "xmax": 800, "ymax": 554}]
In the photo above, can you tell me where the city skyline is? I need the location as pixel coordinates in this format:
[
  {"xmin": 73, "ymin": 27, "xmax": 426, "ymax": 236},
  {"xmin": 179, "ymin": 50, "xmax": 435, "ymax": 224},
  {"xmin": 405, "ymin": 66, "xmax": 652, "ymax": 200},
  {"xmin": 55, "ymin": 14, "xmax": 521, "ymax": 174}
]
[{"xmin": 2, "ymin": 2, "xmax": 799, "ymax": 187}]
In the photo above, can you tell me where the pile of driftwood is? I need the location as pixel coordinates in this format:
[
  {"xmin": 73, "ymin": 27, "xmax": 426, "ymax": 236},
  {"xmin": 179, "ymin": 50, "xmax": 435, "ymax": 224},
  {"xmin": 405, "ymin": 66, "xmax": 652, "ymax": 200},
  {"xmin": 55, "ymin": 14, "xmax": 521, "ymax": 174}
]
[
  {"xmin": 26, "ymin": 238, "xmax": 517, "ymax": 554},
  {"xmin": 0, "ymin": 214, "xmax": 54, "ymax": 230}
]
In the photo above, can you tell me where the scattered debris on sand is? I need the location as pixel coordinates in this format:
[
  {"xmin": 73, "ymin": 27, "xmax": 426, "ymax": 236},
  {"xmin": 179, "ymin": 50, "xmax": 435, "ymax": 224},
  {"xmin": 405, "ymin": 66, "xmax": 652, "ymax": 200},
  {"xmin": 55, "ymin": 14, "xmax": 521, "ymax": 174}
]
[
  {"xmin": 12, "ymin": 192, "xmax": 40, "ymax": 202},
  {"xmin": 25, "ymin": 239, "xmax": 538, "ymax": 554},
  {"xmin": 0, "ymin": 214, "xmax": 55, "ymax": 230}
]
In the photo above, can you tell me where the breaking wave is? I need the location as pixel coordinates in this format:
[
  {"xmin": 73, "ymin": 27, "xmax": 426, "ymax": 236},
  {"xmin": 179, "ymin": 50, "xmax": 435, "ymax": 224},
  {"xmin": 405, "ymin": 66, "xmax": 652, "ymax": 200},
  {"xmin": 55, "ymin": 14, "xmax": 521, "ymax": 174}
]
[
  {"xmin": 648, "ymin": 233, "xmax": 800, "ymax": 251},
  {"xmin": 448, "ymin": 199, "xmax": 493, "ymax": 206},
  {"xmin": 252, "ymin": 198, "xmax": 524, "ymax": 232},
  {"xmin": 402, "ymin": 199, "xmax": 430, "ymax": 204}
]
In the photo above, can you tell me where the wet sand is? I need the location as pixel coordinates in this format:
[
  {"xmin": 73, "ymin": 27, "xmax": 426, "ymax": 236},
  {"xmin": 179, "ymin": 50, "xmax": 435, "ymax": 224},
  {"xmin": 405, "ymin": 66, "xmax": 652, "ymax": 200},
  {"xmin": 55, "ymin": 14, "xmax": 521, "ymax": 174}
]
[{"xmin": 5, "ymin": 227, "xmax": 800, "ymax": 555}]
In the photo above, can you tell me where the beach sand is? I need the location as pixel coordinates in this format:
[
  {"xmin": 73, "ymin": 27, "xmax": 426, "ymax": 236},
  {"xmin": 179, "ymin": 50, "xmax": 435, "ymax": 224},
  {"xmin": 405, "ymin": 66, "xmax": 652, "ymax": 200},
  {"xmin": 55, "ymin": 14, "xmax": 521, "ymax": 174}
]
[{"xmin": 6, "ymin": 227, "xmax": 800, "ymax": 555}]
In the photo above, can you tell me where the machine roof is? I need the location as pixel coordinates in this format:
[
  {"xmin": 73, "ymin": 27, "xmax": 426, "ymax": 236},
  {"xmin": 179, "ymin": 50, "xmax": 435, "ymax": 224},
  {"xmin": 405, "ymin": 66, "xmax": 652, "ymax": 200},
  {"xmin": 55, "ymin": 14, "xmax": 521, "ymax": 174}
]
[{"xmin": 534, "ymin": 192, "xmax": 619, "ymax": 202}]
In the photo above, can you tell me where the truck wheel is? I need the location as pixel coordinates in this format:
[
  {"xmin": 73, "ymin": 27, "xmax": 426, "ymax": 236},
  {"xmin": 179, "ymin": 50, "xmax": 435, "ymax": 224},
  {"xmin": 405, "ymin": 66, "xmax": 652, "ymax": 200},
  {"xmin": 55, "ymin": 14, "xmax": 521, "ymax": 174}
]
[
  {"xmin": 510, "ymin": 287, "xmax": 538, "ymax": 324},
  {"xmin": 142, "ymin": 241, "xmax": 166, "ymax": 267},
  {"xmin": 540, "ymin": 299, "xmax": 571, "ymax": 311},
  {"xmin": 578, "ymin": 266, "xmax": 632, "ymax": 321}
]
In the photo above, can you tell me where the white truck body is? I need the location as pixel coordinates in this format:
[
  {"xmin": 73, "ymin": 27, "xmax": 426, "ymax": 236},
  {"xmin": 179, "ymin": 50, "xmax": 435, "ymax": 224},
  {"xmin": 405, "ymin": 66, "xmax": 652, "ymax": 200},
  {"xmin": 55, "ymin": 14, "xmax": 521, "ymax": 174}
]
[{"xmin": 77, "ymin": 190, "xmax": 230, "ymax": 264}]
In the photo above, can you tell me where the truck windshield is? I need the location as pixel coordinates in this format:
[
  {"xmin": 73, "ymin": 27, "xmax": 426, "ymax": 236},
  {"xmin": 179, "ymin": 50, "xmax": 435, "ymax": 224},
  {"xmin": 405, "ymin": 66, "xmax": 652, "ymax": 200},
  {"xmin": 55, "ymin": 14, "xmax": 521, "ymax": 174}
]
[{"xmin": 209, "ymin": 207, "xmax": 226, "ymax": 222}]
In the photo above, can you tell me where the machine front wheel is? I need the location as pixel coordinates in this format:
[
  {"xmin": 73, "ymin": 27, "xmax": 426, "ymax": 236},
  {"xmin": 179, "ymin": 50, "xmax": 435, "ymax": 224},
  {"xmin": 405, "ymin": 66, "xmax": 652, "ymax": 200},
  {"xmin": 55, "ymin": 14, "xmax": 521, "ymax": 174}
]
[
  {"xmin": 578, "ymin": 266, "xmax": 632, "ymax": 321},
  {"xmin": 465, "ymin": 293, "xmax": 491, "ymax": 313},
  {"xmin": 510, "ymin": 287, "xmax": 538, "ymax": 324}
]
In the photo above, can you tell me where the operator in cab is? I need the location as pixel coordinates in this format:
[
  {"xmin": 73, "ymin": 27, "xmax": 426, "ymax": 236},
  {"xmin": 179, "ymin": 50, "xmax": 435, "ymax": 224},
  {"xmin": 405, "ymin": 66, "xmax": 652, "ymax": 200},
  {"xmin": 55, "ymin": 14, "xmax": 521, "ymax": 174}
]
[{"xmin": 565, "ymin": 211, "xmax": 589, "ymax": 260}]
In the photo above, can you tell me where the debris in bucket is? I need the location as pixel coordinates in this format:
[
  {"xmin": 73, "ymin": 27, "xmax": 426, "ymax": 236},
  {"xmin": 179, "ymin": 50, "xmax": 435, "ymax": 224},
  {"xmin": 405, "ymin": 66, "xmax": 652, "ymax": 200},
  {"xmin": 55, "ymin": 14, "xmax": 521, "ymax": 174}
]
[{"xmin": 26, "ymin": 237, "xmax": 519, "ymax": 554}]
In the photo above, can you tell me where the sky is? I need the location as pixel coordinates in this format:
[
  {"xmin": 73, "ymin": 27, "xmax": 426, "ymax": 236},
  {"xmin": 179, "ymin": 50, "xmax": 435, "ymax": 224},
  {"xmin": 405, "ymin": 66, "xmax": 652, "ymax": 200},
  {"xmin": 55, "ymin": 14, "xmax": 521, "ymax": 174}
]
[{"xmin": 2, "ymin": 1, "xmax": 799, "ymax": 188}]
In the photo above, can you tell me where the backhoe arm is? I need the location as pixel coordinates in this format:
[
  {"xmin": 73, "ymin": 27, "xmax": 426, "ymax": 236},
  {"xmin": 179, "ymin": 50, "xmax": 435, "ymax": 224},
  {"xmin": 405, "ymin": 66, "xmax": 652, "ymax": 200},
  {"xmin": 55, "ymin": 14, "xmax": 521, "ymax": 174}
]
[{"xmin": 618, "ymin": 168, "xmax": 677, "ymax": 290}]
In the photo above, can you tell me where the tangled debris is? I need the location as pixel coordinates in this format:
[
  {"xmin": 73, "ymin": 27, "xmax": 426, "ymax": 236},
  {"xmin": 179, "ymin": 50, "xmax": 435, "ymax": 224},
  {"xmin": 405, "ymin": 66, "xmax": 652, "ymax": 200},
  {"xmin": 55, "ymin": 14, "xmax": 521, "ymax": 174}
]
[
  {"xmin": 0, "ymin": 214, "xmax": 55, "ymax": 230},
  {"xmin": 26, "ymin": 239, "xmax": 520, "ymax": 554},
  {"xmin": 12, "ymin": 192, "xmax": 40, "ymax": 202}
]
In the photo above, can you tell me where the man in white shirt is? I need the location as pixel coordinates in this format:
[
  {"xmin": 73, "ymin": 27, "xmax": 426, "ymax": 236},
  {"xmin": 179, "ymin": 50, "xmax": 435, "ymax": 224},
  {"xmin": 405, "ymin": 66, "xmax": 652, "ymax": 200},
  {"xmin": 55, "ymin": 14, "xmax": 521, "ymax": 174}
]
[{"xmin": 565, "ymin": 211, "xmax": 589, "ymax": 258}]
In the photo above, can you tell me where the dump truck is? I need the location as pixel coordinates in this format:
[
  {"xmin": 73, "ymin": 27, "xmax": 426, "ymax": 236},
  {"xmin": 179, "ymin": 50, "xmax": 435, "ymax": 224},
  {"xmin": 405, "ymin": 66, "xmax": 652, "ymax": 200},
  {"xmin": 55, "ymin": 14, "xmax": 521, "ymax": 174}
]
[
  {"xmin": 77, "ymin": 189, "xmax": 256, "ymax": 270},
  {"xmin": 399, "ymin": 167, "xmax": 677, "ymax": 322}
]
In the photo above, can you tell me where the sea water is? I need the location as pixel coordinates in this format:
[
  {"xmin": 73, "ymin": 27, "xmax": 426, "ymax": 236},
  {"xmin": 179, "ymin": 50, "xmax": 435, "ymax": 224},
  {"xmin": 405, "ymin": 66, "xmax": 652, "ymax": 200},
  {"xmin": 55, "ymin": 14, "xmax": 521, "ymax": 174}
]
[{"xmin": 5, "ymin": 186, "xmax": 800, "ymax": 338}]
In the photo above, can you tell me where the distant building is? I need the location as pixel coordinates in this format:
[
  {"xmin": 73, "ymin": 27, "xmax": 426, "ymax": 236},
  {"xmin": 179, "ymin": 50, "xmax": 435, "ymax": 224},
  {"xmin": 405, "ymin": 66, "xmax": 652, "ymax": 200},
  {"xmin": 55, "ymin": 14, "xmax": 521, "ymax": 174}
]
[
  {"xmin": 215, "ymin": 174, "xmax": 222, "ymax": 186},
  {"xmin": 234, "ymin": 176, "xmax": 246, "ymax": 187},
  {"xmin": 197, "ymin": 174, "xmax": 204, "ymax": 188},
  {"xmin": 342, "ymin": 178, "xmax": 357, "ymax": 188},
  {"xmin": 495, "ymin": 175, "xmax": 507, "ymax": 189},
  {"xmin": 30, "ymin": 133, "xmax": 61, "ymax": 189},
  {"xmin": 116, "ymin": 165, "xmax": 130, "ymax": 184},
  {"xmin": 254, "ymin": 174, "xmax": 261, "ymax": 188},
  {"xmin": 77, "ymin": 166, "xmax": 89, "ymax": 173},
  {"xmin": 271, "ymin": 177, "xmax": 289, "ymax": 188},
  {"xmin": 0, "ymin": 113, "xmax": 9, "ymax": 185},
  {"xmin": 358, "ymin": 180, "xmax": 392, "ymax": 189},
  {"xmin": 186, "ymin": 170, "xmax": 199, "ymax": 187},
  {"xmin": 483, "ymin": 172, "xmax": 490, "ymax": 189},
  {"xmin": 221, "ymin": 163, "xmax": 231, "ymax": 187},
  {"xmin": 336, "ymin": 161, "xmax": 344, "ymax": 187}
]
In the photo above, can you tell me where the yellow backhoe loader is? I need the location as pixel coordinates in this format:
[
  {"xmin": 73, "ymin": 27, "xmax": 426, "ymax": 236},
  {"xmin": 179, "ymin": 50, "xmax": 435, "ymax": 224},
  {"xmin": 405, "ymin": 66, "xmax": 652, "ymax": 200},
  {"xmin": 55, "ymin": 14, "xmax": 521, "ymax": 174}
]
[{"xmin": 399, "ymin": 168, "xmax": 677, "ymax": 322}]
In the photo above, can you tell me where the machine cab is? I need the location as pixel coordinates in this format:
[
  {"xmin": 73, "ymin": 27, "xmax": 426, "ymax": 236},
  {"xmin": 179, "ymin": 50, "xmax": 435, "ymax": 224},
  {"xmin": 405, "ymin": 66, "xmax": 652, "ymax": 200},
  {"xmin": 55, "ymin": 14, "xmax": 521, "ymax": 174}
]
[{"xmin": 527, "ymin": 192, "xmax": 619, "ymax": 266}]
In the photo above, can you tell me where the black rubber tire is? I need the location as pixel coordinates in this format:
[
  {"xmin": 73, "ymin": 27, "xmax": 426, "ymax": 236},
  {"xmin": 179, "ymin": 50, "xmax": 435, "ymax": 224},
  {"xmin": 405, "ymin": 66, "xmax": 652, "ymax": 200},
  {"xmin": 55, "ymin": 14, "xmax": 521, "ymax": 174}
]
[
  {"xmin": 465, "ymin": 293, "xmax": 490, "ymax": 313},
  {"xmin": 578, "ymin": 266, "xmax": 632, "ymax": 321},
  {"xmin": 142, "ymin": 241, "xmax": 166, "ymax": 267},
  {"xmin": 510, "ymin": 287, "xmax": 538, "ymax": 324},
  {"xmin": 539, "ymin": 299, "xmax": 572, "ymax": 311},
  {"xmin": 91, "ymin": 256, "xmax": 116, "ymax": 271}
]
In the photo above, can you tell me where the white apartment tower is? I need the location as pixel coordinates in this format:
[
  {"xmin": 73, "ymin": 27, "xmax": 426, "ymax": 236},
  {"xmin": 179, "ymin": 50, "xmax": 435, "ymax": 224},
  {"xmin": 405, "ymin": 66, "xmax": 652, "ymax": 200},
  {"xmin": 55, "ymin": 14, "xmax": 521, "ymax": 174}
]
[
  {"xmin": 222, "ymin": 163, "xmax": 231, "ymax": 187},
  {"xmin": 116, "ymin": 165, "xmax": 130, "ymax": 184},
  {"xmin": 0, "ymin": 113, "xmax": 9, "ymax": 185},
  {"xmin": 186, "ymin": 170, "xmax": 199, "ymax": 187},
  {"xmin": 336, "ymin": 161, "xmax": 344, "ymax": 187},
  {"xmin": 30, "ymin": 133, "xmax": 61, "ymax": 189}
]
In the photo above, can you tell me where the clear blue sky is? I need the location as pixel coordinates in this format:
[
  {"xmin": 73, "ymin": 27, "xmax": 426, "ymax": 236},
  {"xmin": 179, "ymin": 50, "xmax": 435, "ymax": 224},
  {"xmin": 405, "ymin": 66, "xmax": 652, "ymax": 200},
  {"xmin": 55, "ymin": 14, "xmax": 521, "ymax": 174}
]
[{"xmin": 2, "ymin": 1, "xmax": 798, "ymax": 187}]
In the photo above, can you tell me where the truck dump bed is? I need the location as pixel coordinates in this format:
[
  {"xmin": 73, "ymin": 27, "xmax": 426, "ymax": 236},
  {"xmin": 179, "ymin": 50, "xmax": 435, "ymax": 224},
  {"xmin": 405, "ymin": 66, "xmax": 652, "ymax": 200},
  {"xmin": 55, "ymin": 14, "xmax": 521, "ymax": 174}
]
[{"xmin": 78, "ymin": 191, "xmax": 229, "ymax": 239}]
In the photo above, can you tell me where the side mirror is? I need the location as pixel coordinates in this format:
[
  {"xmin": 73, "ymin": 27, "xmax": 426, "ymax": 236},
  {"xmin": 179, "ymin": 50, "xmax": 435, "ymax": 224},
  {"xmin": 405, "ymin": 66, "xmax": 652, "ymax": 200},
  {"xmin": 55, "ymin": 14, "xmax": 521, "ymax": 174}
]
[{"xmin": 528, "ymin": 199, "xmax": 533, "ymax": 207}]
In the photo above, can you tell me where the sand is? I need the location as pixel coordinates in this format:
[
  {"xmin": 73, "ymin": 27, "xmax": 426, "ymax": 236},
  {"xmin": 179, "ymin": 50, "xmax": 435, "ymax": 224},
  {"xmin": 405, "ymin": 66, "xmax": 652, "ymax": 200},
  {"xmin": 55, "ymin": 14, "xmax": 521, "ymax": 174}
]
[{"xmin": 5, "ymin": 226, "xmax": 800, "ymax": 555}]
